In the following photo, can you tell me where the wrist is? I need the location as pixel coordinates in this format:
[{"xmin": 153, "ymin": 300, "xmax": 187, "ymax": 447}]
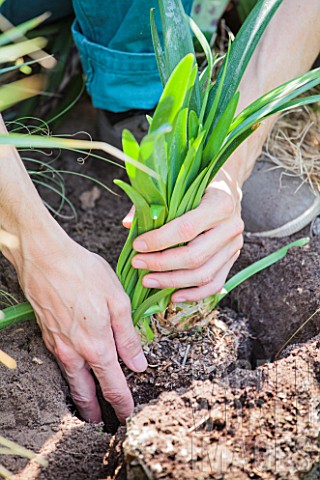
[
  {"xmin": 0, "ymin": 144, "xmax": 73, "ymax": 271},
  {"xmin": 212, "ymin": 166, "xmax": 243, "ymax": 202},
  {"xmin": 1, "ymin": 205, "xmax": 72, "ymax": 273}
]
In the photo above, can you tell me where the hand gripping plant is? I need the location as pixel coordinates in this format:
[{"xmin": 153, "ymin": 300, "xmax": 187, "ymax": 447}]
[{"xmin": 114, "ymin": 0, "xmax": 320, "ymax": 339}]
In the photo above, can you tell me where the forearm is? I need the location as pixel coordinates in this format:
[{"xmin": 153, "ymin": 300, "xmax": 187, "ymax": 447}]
[
  {"xmin": 0, "ymin": 116, "xmax": 69, "ymax": 269},
  {"xmin": 216, "ymin": 0, "xmax": 320, "ymax": 188}
]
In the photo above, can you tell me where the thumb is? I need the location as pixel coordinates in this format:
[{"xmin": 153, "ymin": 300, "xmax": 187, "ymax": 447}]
[{"xmin": 122, "ymin": 206, "xmax": 135, "ymax": 229}]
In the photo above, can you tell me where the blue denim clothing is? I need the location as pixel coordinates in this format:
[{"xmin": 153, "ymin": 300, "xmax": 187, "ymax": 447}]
[{"xmin": 0, "ymin": 0, "xmax": 193, "ymax": 112}]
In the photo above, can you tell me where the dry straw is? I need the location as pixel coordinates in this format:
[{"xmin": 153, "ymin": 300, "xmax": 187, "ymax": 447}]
[{"xmin": 264, "ymin": 102, "xmax": 320, "ymax": 192}]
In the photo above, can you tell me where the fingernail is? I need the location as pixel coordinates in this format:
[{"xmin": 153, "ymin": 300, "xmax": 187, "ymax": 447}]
[
  {"xmin": 132, "ymin": 351, "xmax": 148, "ymax": 372},
  {"xmin": 174, "ymin": 297, "xmax": 186, "ymax": 303},
  {"xmin": 133, "ymin": 240, "xmax": 148, "ymax": 252},
  {"xmin": 132, "ymin": 259, "xmax": 147, "ymax": 269},
  {"xmin": 218, "ymin": 288, "xmax": 227, "ymax": 295},
  {"xmin": 143, "ymin": 278, "xmax": 160, "ymax": 288}
]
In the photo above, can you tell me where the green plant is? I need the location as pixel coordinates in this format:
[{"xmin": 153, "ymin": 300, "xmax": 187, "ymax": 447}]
[
  {"xmin": 0, "ymin": 12, "xmax": 53, "ymax": 112},
  {"xmin": 0, "ymin": 0, "xmax": 319, "ymax": 341},
  {"xmin": 0, "ymin": 9, "xmax": 82, "ymax": 127},
  {"xmin": 113, "ymin": 0, "xmax": 320, "ymax": 338}
]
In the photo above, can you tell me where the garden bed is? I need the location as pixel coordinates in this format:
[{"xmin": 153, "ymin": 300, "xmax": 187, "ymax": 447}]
[{"xmin": 0, "ymin": 100, "xmax": 319, "ymax": 479}]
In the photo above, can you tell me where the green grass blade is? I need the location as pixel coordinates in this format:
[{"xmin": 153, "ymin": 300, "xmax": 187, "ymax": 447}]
[
  {"xmin": 150, "ymin": 8, "xmax": 167, "ymax": 86},
  {"xmin": 0, "ymin": 12, "xmax": 50, "ymax": 46},
  {"xmin": 158, "ymin": 0, "xmax": 201, "ymax": 114},
  {"xmin": 205, "ymin": 0, "xmax": 283, "ymax": 129},
  {"xmin": 0, "ymin": 302, "xmax": 34, "ymax": 330},
  {"xmin": 114, "ymin": 180, "xmax": 153, "ymax": 234},
  {"xmin": 159, "ymin": 0, "xmax": 196, "ymax": 76},
  {"xmin": 217, "ymin": 237, "xmax": 310, "ymax": 303},
  {"xmin": 202, "ymin": 91, "xmax": 240, "ymax": 167},
  {"xmin": 132, "ymin": 288, "xmax": 175, "ymax": 325},
  {"xmin": 167, "ymin": 107, "xmax": 188, "ymax": 200},
  {"xmin": 231, "ymin": 68, "xmax": 320, "ymax": 131},
  {"xmin": 0, "ymin": 134, "xmax": 159, "ymax": 179},
  {"xmin": 167, "ymin": 131, "xmax": 206, "ymax": 222},
  {"xmin": 189, "ymin": 17, "xmax": 213, "ymax": 123},
  {"xmin": 203, "ymin": 39, "xmax": 231, "ymax": 135},
  {"xmin": 150, "ymin": 54, "xmax": 196, "ymax": 133},
  {"xmin": 0, "ymin": 37, "xmax": 47, "ymax": 63}
]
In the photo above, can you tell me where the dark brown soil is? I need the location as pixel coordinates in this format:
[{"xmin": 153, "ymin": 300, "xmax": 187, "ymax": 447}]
[
  {"xmin": 226, "ymin": 233, "xmax": 320, "ymax": 360},
  {"xmin": 0, "ymin": 321, "xmax": 126, "ymax": 480},
  {"xmin": 0, "ymin": 98, "xmax": 319, "ymax": 479}
]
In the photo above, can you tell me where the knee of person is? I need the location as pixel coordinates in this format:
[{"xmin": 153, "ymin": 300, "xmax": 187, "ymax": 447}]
[{"xmin": 0, "ymin": 0, "xmax": 73, "ymax": 26}]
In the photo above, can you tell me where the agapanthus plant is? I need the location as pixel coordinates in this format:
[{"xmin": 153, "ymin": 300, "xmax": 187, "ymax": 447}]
[
  {"xmin": 113, "ymin": 0, "xmax": 320, "ymax": 338},
  {"xmin": 0, "ymin": 0, "xmax": 319, "ymax": 341}
]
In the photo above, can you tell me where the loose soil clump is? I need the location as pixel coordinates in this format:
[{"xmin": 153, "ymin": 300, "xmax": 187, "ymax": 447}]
[{"xmin": 124, "ymin": 336, "xmax": 320, "ymax": 480}]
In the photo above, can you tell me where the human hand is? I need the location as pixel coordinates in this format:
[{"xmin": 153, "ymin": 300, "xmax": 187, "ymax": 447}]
[
  {"xmin": 123, "ymin": 170, "xmax": 244, "ymax": 302},
  {"xmin": 4, "ymin": 223, "xmax": 147, "ymax": 424}
]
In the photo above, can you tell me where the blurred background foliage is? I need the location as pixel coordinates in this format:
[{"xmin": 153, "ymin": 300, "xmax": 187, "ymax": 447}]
[{"xmin": 0, "ymin": 1, "xmax": 258, "ymax": 126}]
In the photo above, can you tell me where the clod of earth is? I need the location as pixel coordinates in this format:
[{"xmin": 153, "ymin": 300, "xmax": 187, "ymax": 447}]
[{"xmin": 124, "ymin": 335, "xmax": 320, "ymax": 480}]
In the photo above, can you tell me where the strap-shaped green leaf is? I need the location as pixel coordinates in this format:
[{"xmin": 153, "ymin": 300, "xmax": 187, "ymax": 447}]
[
  {"xmin": 138, "ymin": 133, "xmax": 168, "ymax": 206},
  {"xmin": 114, "ymin": 180, "xmax": 153, "ymax": 234},
  {"xmin": 0, "ymin": 12, "xmax": 50, "ymax": 46},
  {"xmin": 167, "ymin": 107, "xmax": 189, "ymax": 200},
  {"xmin": 215, "ymin": 238, "xmax": 310, "ymax": 305},
  {"xmin": 132, "ymin": 288, "xmax": 175, "ymax": 325},
  {"xmin": 167, "ymin": 130, "xmax": 206, "ymax": 222},
  {"xmin": 223, "ymin": 70, "xmax": 320, "ymax": 164},
  {"xmin": 155, "ymin": 0, "xmax": 201, "ymax": 114},
  {"xmin": 150, "ymin": 8, "xmax": 167, "ymax": 86},
  {"xmin": 202, "ymin": 91, "xmax": 240, "ymax": 167},
  {"xmin": 189, "ymin": 17, "xmax": 214, "ymax": 123},
  {"xmin": 116, "ymin": 218, "xmax": 138, "ymax": 281},
  {"xmin": 203, "ymin": 40, "xmax": 231, "ymax": 136},
  {"xmin": 0, "ymin": 302, "xmax": 34, "ymax": 330},
  {"xmin": 122, "ymin": 129, "xmax": 139, "ymax": 160},
  {"xmin": 151, "ymin": 204, "xmax": 166, "ymax": 229},
  {"xmin": 231, "ymin": 67, "xmax": 320, "ymax": 131},
  {"xmin": 150, "ymin": 54, "xmax": 196, "ymax": 133},
  {"xmin": 176, "ymin": 167, "xmax": 208, "ymax": 216},
  {"xmin": 159, "ymin": 0, "xmax": 195, "ymax": 78},
  {"xmin": 188, "ymin": 109, "xmax": 200, "ymax": 144},
  {"xmin": 205, "ymin": 0, "xmax": 283, "ymax": 130}
]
